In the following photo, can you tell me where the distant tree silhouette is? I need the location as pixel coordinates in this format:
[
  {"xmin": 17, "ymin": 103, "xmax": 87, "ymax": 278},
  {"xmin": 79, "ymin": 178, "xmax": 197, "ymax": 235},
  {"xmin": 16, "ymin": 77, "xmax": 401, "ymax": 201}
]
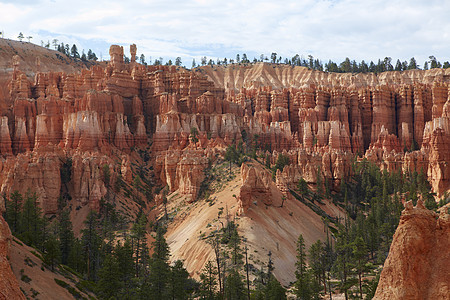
[{"xmin": 71, "ymin": 44, "xmax": 80, "ymax": 58}]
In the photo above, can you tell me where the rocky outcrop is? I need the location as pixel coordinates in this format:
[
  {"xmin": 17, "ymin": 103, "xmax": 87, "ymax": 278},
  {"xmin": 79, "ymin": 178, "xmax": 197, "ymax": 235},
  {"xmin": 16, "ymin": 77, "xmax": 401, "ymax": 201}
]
[
  {"xmin": 157, "ymin": 149, "xmax": 210, "ymax": 202},
  {"xmin": 238, "ymin": 162, "xmax": 280, "ymax": 214},
  {"xmin": 373, "ymin": 200, "xmax": 450, "ymax": 300},
  {"xmin": 0, "ymin": 202, "xmax": 26, "ymax": 299},
  {"xmin": 1, "ymin": 44, "xmax": 450, "ymax": 213}
]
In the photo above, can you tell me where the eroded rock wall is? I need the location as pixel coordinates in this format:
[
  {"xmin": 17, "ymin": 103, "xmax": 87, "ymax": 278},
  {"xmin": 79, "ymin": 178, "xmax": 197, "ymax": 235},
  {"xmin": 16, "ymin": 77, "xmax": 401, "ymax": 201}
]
[
  {"xmin": 373, "ymin": 201, "xmax": 450, "ymax": 300},
  {"xmin": 0, "ymin": 45, "xmax": 450, "ymax": 212}
]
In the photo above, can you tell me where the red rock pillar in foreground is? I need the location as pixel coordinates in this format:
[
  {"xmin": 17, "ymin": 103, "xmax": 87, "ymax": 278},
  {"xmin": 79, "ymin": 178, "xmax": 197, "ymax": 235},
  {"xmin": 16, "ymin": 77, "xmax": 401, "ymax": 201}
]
[{"xmin": 373, "ymin": 200, "xmax": 450, "ymax": 300}]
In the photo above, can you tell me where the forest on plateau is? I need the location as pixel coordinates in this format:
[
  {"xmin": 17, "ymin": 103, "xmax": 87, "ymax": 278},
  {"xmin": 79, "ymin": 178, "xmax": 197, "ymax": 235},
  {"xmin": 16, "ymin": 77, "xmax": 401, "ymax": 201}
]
[
  {"xmin": 23, "ymin": 35, "xmax": 450, "ymax": 72},
  {"xmin": 3, "ymin": 140, "xmax": 448, "ymax": 299}
]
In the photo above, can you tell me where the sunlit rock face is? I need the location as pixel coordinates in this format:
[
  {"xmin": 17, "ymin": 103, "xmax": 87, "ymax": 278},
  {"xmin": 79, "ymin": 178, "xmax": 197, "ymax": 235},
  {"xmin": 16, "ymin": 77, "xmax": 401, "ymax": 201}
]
[{"xmin": 373, "ymin": 200, "xmax": 450, "ymax": 300}]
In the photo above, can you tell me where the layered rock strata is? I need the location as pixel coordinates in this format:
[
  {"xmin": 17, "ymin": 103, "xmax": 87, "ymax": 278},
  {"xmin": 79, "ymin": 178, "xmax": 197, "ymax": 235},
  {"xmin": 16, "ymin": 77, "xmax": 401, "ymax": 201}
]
[{"xmin": 0, "ymin": 45, "xmax": 449, "ymax": 213}]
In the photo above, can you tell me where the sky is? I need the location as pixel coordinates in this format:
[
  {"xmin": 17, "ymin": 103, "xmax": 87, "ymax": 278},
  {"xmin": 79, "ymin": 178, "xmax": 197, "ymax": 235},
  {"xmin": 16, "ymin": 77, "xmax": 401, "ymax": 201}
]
[{"xmin": 1, "ymin": 0, "xmax": 449, "ymax": 66}]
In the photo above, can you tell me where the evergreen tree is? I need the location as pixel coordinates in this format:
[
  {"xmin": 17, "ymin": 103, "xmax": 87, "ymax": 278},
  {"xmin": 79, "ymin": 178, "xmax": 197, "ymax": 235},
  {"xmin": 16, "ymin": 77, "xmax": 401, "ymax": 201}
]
[
  {"xmin": 408, "ymin": 57, "xmax": 418, "ymax": 69},
  {"xmin": 39, "ymin": 215, "xmax": 50, "ymax": 253},
  {"xmin": 131, "ymin": 213, "xmax": 149, "ymax": 277},
  {"xmin": 19, "ymin": 191, "xmax": 41, "ymax": 246},
  {"xmin": 308, "ymin": 240, "xmax": 326, "ymax": 297},
  {"xmin": 352, "ymin": 236, "xmax": 368, "ymax": 299},
  {"xmin": 332, "ymin": 222, "xmax": 355, "ymax": 300},
  {"xmin": 59, "ymin": 210, "xmax": 74, "ymax": 265},
  {"xmin": 115, "ymin": 240, "xmax": 135, "ymax": 295},
  {"xmin": 81, "ymin": 211, "xmax": 101, "ymax": 281},
  {"xmin": 298, "ymin": 178, "xmax": 310, "ymax": 199},
  {"xmin": 295, "ymin": 235, "xmax": 311, "ymax": 299},
  {"xmin": 208, "ymin": 235, "xmax": 224, "ymax": 297},
  {"xmin": 169, "ymin": 260, "xmax": 191, "ymax": 299},
  {"xmin": 190, "ymin": 127, "xmax": 199, "ymax": 144},
  {"xmin": 228, "ymin": 227, "xmax": 243, "ymax": 268},
  {"xmin": 273, "ymin": 154, "xmax": 289, "ymax": 175},
  {"xmin": 271, "ymin": 53, "xmax": 277, "ymax": 63},
  {"xmin": 225, "ymin": 144, "xmax": 239, "ymax": 175},
  {"xmin": 87, "ymin": 49, "xmax": 98, "ymax": 61},
  {"xmin": 224, "ymin": 269, "xmax": 246, "ymax": 300},
  {"xmin": 97, "ymin": 253, "xmax": 121, "ymax": 298},
  {"xmin": 139, "ymin": 53, "xmax": 146, "ymax": 65},
  {"xmin": 394, "ymin": 59, "xmax": 402, "ymax": 71},
  {"xmin": 71, "ymin": 44, "xmax": 79, "ymax": 58},
  {"xmin": 44, "ymin": 235, "xmax": 60, "ymax": 271},
  {"xmin": 146, "ymin": 225, "xmax": 171, "ymax": 298},
  {"xmin": 265, "ymin": 275, "xmax": 287, "ymax": 300},
  {"xmin": 199, "ymin": 260, "xmax": 217, "ymax": 300},
  {"xmin": 5, "ymin": 191, "xmax": 23, "ymax": 233},
  {"xmin": 68, "ymin": 238, "xmax": 85, "ymax": 274}
]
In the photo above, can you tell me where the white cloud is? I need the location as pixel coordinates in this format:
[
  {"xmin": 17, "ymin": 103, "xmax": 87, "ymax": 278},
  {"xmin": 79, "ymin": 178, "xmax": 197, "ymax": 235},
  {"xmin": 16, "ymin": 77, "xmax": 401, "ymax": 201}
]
[{"xmin": 1, "ymin": 0, "xmax": 449, "ymax": 65}]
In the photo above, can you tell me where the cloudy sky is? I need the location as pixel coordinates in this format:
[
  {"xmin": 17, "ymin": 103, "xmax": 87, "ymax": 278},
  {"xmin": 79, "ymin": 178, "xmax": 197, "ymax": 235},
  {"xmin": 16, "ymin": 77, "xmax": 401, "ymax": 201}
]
[{"xmin": 1, "ymin": 0, "xmax": 449, "ymax": 66}]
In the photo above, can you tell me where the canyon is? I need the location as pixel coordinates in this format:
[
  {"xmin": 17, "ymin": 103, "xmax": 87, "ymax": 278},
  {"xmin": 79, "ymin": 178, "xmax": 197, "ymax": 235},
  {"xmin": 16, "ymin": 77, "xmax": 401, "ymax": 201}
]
[{"xmin": 0, "ymin": 39, "xmax": 449, "ymax": 296}]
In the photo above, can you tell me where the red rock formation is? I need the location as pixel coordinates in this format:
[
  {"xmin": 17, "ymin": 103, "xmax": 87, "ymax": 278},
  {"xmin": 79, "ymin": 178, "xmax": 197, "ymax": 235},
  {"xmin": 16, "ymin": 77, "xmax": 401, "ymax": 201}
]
[
  {"xmin": 238, "ymin": 162, "xmax": 278, "ymax": 214},
  {"xmin": 0, "ymin": 215, "xmax": 26, "ymax": 299},
  {"xmin": 157, "ymin": 148, "xmax": 209, "ymax": 201},
  {"xmin": 373, "ymin": 200, "xmax": 450, "ymax": 300},
  {"xmin": 1, "ymin": 45, "xmax": 450, "ymax": 213},
  {"xmin": 0, "ymin": 195, "xmax": 26, "ymax": 299}
]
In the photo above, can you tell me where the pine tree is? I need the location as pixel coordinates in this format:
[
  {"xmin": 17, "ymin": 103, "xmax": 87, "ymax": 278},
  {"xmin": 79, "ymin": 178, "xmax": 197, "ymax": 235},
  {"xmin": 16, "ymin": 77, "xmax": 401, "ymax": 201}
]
[
  {"xmin": 225, "ymin": 145, "xmax": 238, "ymax": 175},
  {"xmin": 131, "ymin": 213, "xmax": 148, "ymax": 277},
  {"xmin": 145, "ymin": 225, "xmax": 171, "ymax": 298},
  {"xmin": 224, "ymin": 269, "xmax": 246, "ymax": 299},
  {"xmin": 97, "ymin": 253, "xmax": 121, "ymax": 298},
  {"xmin": 408, "ymin": 57, "xmax": 418, "ymax": 70},
  {"xmin": 70, "ymin": 44, "xmax": 79, "ymax": 58},
  {"xmin": 332, "ymin": 222, "xmax": 354, "ymax": 300},
  {"xmin": 19, "ymin": 191, "xmax": 41, "ymax": 246},
  {"xmin": 115, "ymin": 240, "xmax": 135, "ymax": 295},
  {"xmin": 308, "ymin": 240, "xmax": 325, "ymax": 297},
  {"xmin": 207, "ymin": 234, "xmax": 224, "ymax": 297},
  {"xmin": 81, "ymin": 211, "xmax": 101, "ymax": 281},
  {"xmin": 352, "ymin": 236, "xmax": 368, "ymax": 299},
  {"xmin": 169, "ymin": 260, "xmax": 191, "ymax": 299},
  {"xmin": 199, "ymin": 260, "xmax": 217, "ymax": 300},
  {"xmin": 265, "ymin": 275, "xmax": 287, "ymax": 300},
  {"xmin": 228, "ymin": 227, "xmax": 243, "ymax": 268},
  {"xmin": 139, "ymin": 53, "xmax": 146, "ymax": 65},
  {"xmin": 44, "ymin": 235, "xmax": 60, "ymax": 271},
  {"xmin": 5, "ymin": 191, "xmax": 23, "ymax": 233},
  {"xmin": 68, "ymin": 238, "xmax": 85, "ymax": 274},
  {"xmin": 59, "ymin": 210, "xmax": 74, "ymax": 265},
  {"xmin": 295, "ymin": 234, "xmax": 311, "ymax": 299}
]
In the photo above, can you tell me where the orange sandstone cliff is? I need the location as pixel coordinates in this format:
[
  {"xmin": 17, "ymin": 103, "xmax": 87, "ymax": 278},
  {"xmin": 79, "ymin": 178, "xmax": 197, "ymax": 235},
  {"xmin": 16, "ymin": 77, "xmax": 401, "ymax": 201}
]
[
  {"xmin": 0, "ymin": 44, "xmax": 449, "ymax": 213},
  {"xmin": 373, "ymin": 200, "xmax": 450, "ymax": 300}
]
